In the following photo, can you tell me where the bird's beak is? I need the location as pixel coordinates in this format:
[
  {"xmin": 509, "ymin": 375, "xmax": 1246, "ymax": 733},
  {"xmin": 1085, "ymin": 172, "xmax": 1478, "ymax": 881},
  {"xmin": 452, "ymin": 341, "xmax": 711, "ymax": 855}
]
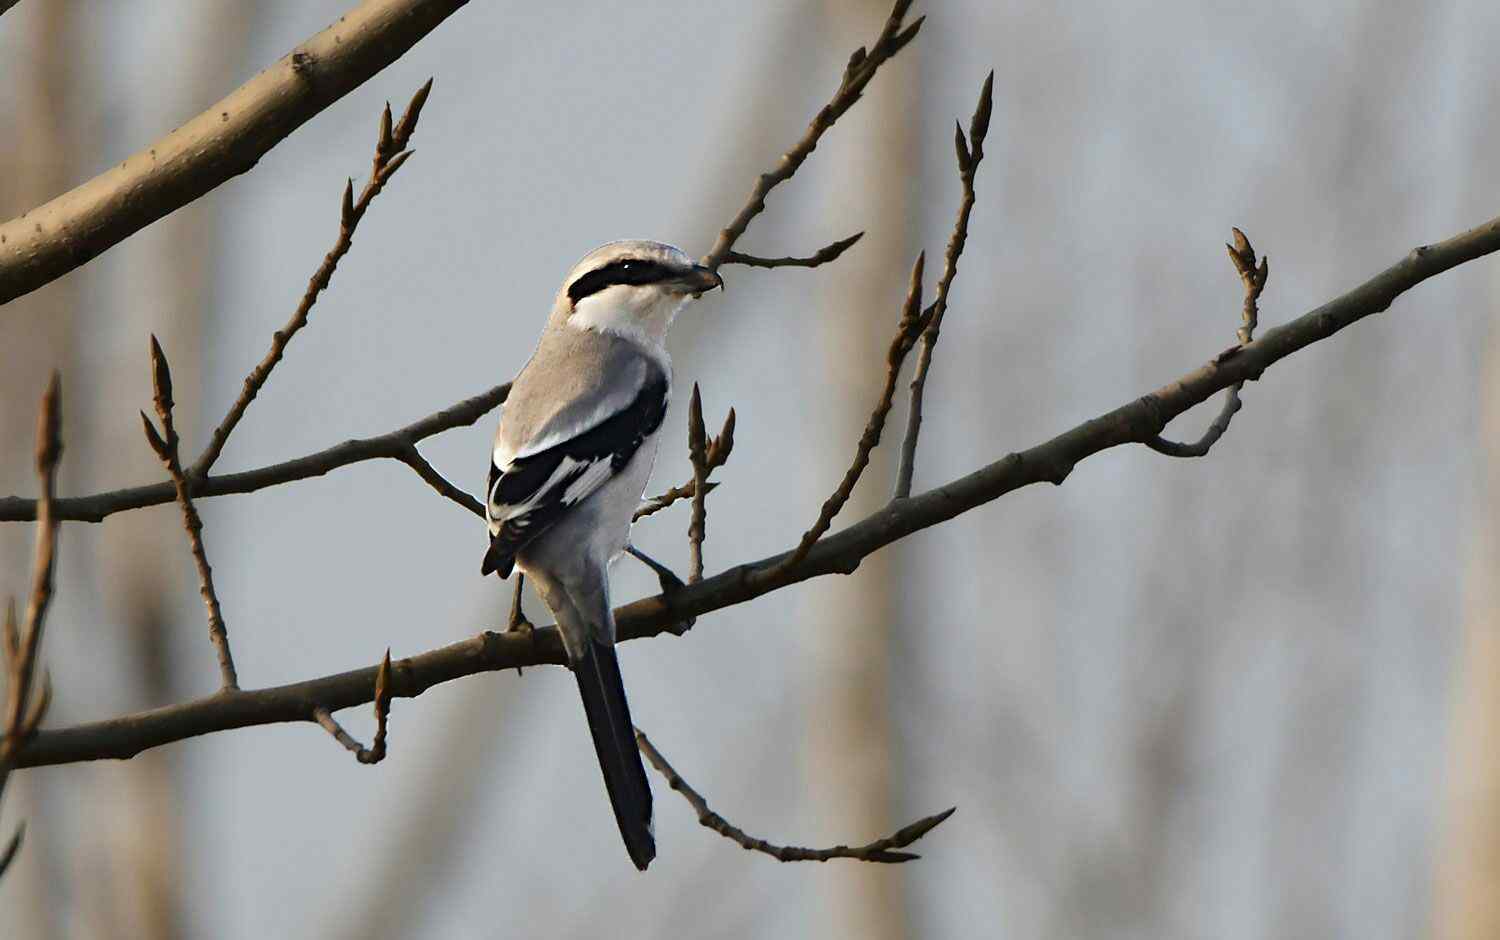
[{"xmin": 675, "ymin": 264, "xmax": 724, "ymax": 297}]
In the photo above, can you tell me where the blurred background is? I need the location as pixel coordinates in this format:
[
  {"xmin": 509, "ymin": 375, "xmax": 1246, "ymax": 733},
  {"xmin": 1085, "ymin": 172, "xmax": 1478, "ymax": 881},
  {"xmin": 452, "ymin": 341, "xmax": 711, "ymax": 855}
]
[{"xmin": 1, "ymin": 1, "xmax": 1498, "ymax": 937}]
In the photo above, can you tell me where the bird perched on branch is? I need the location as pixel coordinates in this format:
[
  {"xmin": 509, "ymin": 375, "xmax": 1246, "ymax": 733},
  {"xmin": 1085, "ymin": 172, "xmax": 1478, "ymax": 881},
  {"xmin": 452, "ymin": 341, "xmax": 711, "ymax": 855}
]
[{"xmin": 482, "ymin": 240, "xmax": 722, "ymax": 870}]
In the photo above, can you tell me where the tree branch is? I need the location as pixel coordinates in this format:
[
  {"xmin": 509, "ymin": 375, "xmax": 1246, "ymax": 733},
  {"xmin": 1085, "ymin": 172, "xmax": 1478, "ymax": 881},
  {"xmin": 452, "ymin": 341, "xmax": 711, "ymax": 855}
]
[
  {"xmin": 699, "ymin": 0, "xmax": 922, "ymax": 270},
  {"xmin": 9, "ymin": 210, "xmax": 1498, "ymax": 769},
  {"xmin": 634, "ymin": 479, "xmax": 718, "ymax": 523},
  {"xmin": 1, "ymin": 375, "xmax": 62, "ymax": 764},
  {"xmin": 0, "ymin": 375, "xmax": 63, "ymax": 879},
  {"xmin": 635, "ymin": 728, "xmax": 954, "ymax": 863},
  {"xmin": 0, "ymin": 383, "xmax": 509, "ymax": 524},
  {"xmin": 193, "ymin": 82, "xmax": 432, "ymax": 476},
  {"xmin": 141, "ymin": 339, "xmax": 239, "ymax": 691},
  {"xmin": 685, "ymin": 386, "xmax": 735, "ymax": 583},
  {"xmin": 312, "ymin": 650, "xmax": 391, "ymax": 764},
  {"xmin": 722, "ymin": 231, "xmax": 864, "ymax": 270},
  {"xmin": 0, "ymin": 0, "xmax": 469, "ymax": 307},
  {"xmin": 760, "ymin": 251, "xmax": 927, "ymax": 582},
  {"xmin": 1146, "ymin": 227, "xmax": 1268, "ymax": 457},
  {"xmin": 894, "ymin": 72, "xmax": 993, "ymax": 499}
]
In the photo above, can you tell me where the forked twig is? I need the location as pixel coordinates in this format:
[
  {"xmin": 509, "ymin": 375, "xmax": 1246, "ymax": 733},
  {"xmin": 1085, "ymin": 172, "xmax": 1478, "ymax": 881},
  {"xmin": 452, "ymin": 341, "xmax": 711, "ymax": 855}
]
[
  {"xmin": 759, "ymin": 253, "xmax": 928, "ymax": 583},
  {"xmin": 700, "ymin": 0, "xmax": 922, "ymax": 269},
  {"xmin": 313, "ymin": 650, "xmax": 392, "ymax": 765},
  {"xmin": 686, "ymin": 386, "xmax": 736, "ymax": 583},
  {"xmin": 141, "ymin": 339, "xmax": 239, "ymax": 691},
  {"xmin": 636, "ymin": 728, "xmax": 954, "ymax": 863},
  {"xmin": 894, "ymin": 71, "xmax": 993, "ymax": 499}
]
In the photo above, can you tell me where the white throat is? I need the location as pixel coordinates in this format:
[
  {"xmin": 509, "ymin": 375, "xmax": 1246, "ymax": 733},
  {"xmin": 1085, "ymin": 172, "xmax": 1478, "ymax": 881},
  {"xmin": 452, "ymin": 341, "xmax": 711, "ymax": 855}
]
[{"xmin": 568, "ymin": 287, "xmax": 686, "ymax": 364}]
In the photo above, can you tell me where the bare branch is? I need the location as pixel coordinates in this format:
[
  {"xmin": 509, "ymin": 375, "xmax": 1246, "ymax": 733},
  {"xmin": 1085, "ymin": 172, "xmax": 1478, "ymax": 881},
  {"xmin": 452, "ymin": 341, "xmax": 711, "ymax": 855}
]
[
  {"xmin": 634, "ymin": 479, "xmax": 719, "ymax": 522},
  {"xmin": 723, "ymin": 231, "xmax": 864, "ymax": 270},
  {"xmin": 193, "ymin": 80, "xmax": 433, "ymax": 477},
  {"xmin": 760, "ymin": 252, "xmax": 927, "ymax": 582},
  {"xmin": 0, "ymin": 383, "xmax": 510, "ymax": 524},
  {"xmin": 141, "ymin": 339, "xmax": 239, "ymax": 691},
  {"xmin": 0, "ymin": 377, "xmax": 64, "ymax": 877},
  {"xmin": 635, "ymin": 728, "xmax": 954, "ymax": 863},
  {"xmin": 894, "ymin": 71, "xmax": 993, "ymax": 499},
  {"xmin": 0, "ymin": 0, "xmax": 466, "ymax": 306},
  {"xmin": 685, "ymin": 388, "xmax": 736, "ymax": 583},
  {"xmin": 8, "ymin": 213, "xmax": 1500, "ymax": 769},
  {"xmin": 396, "ymin": 443, "xmax": 483, "ymax": 518},
  {"xmin": 687, "ymin": 386, "xmax": 709, "ymax": 582},
  {"xmin": 1146, "ymin": 227, "xmax": 1269, "ymax": 457},
  {"xmin": 312, "ymin": 650, "xmax": 392, "ymax": 764},
  {"xmin": 0, "ymin": 822, "xmax": 23, "ymax": 880},
  {"xmin": 699, "ymin": 0, "xmax": 922, "ymax": 269},
  {"xmin": 1, "ymin": 375, "xmax": 62, "ymax": 764}
]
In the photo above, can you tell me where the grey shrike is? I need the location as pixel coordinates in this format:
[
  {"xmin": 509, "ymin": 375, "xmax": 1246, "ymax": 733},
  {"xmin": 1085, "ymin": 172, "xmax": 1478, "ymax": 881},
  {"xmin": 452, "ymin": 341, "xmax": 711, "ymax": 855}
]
[{"xmin": 482, "ymin": 240, "xmax": 722, "ymax": 870}]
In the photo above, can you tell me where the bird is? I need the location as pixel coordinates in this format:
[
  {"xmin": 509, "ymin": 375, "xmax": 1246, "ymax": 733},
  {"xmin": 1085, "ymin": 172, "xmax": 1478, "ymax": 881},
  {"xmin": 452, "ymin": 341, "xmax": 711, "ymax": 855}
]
[{"xmin": 482, "ymin": 240, "xmax": 722, "ymax": 870}]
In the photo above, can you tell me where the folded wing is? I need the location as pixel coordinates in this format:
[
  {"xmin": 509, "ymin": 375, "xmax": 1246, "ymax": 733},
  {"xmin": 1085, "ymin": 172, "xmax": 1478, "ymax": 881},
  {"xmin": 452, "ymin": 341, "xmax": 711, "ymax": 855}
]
[{"xmin": 483, "ymin": 368, "xmax": 668, "ymax": 577}]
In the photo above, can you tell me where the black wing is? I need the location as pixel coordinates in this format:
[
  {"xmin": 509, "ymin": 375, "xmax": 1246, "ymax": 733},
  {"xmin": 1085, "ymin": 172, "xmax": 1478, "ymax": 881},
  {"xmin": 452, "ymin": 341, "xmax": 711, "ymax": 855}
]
[{"xmin": 482, "ymin": 373, "xmax": 668, "ymax": 577}]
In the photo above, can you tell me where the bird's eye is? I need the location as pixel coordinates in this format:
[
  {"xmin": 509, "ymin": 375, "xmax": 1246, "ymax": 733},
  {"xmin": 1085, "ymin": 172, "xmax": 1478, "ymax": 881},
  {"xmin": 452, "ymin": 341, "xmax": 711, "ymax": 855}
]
[{"xmin": 620, "ymin": 261, "xmax": 636, "ymax": 271}]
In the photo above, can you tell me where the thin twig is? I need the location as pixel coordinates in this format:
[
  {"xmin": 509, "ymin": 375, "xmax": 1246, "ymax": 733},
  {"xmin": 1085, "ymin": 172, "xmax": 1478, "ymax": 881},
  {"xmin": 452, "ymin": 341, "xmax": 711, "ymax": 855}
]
[
  {"xmin": 699, "ymin": 0, "xmax": 922, "ymax": 269},
  {"xmin": 312, "ymin": 650, "xmax": 392, "ymax": 764},
  {"xmin": 684, "ymin": 388, "xmax": 736, "ymax": 583},
  {"xmin": 635, "ymin": 727, "xmax": 954, "ymax": 863},
  {"xmin": 1, "ymin": 375, "xmax": 62, "ymax": 762},
  {"xmin": 9, "ymin": 213, "xmax": 1500, "ymax": 770},
  {"xmin": 894, "ymin": 71, "xmax": 993, "ymax": 499},
  {"xmin": 397, "ymin": 442, "xmax": 482, "ymax": 517},
  {"xmin": 634, "ymin": 479, "xmax": 719, "ymax": 522},
  {"xmin": 723, "ymin": 232, "xmax": 865, "ymax": 270},
  {"xmin": 141, "ymin": 339, "xmax": 239, "ymax": 691},
  {"xmin": 759, "ymin": 252, "xmax": 927, "ymax": 583},
  {"xmin": 193, "ymin": 80, "xmax": 433, "ymax": 478},
  {"xmin": 1146, "ymin": 228, "xmax": 1269, "ymax": 457},
  {"xmin": 687, "ymin": 386, "xmax": 709, "ymax": 582},
  {"xmin": 0, "ymin": 376, "xmax": 63, "ymax": 879},
  {"xmin": 0, "ymin": 383, "xmax": 510, "ymax": 524}
]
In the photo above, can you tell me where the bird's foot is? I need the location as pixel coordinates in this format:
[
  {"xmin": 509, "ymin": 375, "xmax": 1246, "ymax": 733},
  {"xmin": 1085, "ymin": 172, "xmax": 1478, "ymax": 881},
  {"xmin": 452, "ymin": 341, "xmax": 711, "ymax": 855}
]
[
  {"xmin": 625, "ymin": 545, "xmax": 696, "ymax": 636},
  {"xmin": 508, "ymin": 574, "xmax": 535, "ymax": 674}
]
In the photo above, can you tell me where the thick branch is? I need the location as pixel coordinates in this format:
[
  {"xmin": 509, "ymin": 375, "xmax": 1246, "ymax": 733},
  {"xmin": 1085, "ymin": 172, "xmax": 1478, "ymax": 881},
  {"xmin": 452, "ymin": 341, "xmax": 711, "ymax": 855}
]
[
  {"xmin": 0, "ymin": 384, "xmax": 509, "ymax": 524},
  {"xmin": 0, "ymin": 0, "xmax": 468, "ymax": 307},
  {"xmin": 636, "ymin": 728, "xmax": 954, "ymax": 863},
  {"xmin": 9, "ymin": 212, "xmax": 1500, "ymax": 769}
]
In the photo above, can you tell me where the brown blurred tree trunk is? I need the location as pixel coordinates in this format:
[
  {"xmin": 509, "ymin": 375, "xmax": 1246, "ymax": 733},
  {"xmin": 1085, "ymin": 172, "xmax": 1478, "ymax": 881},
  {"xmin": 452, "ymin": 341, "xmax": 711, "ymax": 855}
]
[
  {"xmin": 1435, "ymin": 289, "xmax": 1500, "ymax": 940},
  {"xmin": 0, "ymin": 5, "xmax": 82, "ymax": 937},
  {"xmin": 805, "ymin": 2, "xmax": 918, "ymax": 936},
  {"xmin": 88, "ymin": 6, "xmax": 254, "ymax": 938}
]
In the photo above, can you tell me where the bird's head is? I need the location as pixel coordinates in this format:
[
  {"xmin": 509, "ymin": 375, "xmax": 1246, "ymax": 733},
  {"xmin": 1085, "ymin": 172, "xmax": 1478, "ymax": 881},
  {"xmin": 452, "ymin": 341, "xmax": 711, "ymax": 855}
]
[{"xmin": 557, "ymin": 240, "xmax": 722, "ymax": 347}]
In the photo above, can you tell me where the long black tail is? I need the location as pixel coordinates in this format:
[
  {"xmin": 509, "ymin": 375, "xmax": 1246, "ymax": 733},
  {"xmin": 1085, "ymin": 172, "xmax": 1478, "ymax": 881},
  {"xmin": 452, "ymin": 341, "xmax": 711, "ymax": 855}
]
[{"xmin": 573, "ymin": 638, "xmax": 655, "ymax": 870}]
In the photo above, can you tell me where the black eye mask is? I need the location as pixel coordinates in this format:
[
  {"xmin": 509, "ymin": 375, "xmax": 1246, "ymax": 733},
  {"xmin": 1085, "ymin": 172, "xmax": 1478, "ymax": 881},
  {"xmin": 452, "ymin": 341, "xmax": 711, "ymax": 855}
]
[{"xmin": 567, "ymin": 259, "xmax": 676, "ymax": 303}]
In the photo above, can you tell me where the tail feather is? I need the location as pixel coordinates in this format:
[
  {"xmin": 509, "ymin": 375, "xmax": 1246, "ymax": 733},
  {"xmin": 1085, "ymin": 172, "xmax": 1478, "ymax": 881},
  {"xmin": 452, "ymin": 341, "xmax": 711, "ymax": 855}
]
[{"xmin": 573, "ymin": 638, "xmax": 655, "ymax": 870}]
